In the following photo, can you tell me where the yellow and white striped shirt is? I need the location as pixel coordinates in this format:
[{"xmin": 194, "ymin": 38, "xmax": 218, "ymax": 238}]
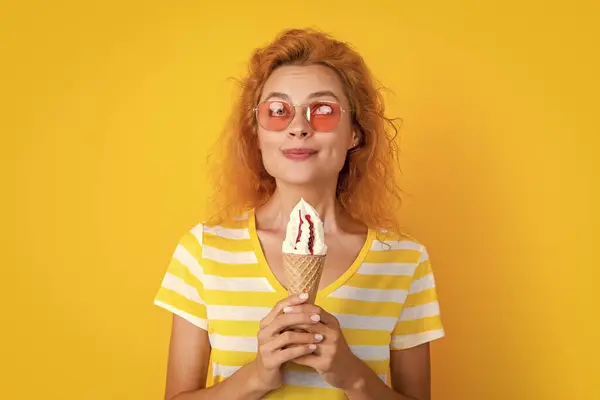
[{"xmin": 154, "ymin": 210, "xmax": 444, "ymax": 399}]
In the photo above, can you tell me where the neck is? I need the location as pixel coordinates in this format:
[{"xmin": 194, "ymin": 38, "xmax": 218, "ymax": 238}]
[{"xmin": 257, "ymin": 181, "xmax": 342, "ymax": 233}]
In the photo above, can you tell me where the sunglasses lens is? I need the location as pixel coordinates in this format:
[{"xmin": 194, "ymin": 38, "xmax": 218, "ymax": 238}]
[
  {"xmin": 256, "ymin": 101, "xmax": 343, "ymax": 132},
  {"xmin": 257, "ymin": 101, "xmax": 293, "ymax": 131},
  {"xmin": 309, "ymin": 102, "xmax": 342, "ymax": 132}
]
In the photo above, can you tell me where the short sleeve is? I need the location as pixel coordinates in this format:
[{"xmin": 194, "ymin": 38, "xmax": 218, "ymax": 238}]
[
  {"xmin": 154, "ymin": 223, "xmax": 208, "ymax": 330},
  {"xmin": 390, "ymin": 246, "xmax": 445, "ymax": 350}
]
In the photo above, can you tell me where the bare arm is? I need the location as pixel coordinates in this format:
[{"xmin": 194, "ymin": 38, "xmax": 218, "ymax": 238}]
[
  {"xmin": 164, "ymin": 294, "xmax": 320, "ymax": 400},
  {"xmin": 389, "ymin": 343, "xmax": 431, "ymax": 400},
  {"xmin": 344, "ymin": 343, "xmax": 431, "ymax": 400},
  {"xmin": 164, "ymin": 315, "xmax": 268, "ymax": 400}
]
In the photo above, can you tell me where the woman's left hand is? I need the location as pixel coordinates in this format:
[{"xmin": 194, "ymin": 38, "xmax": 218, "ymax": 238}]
[{"xmin": 282, "ymin": 303, "xmax": 367, "ymax": 390}]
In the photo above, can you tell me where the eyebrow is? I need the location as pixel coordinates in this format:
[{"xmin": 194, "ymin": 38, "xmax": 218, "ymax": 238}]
[
  {"xmin": 308, "ymin": 90, "xmax": 341, "ymax": 102},
  {"xmin": 263, "ymin": 90, "xmax": 341, "ymax": 103},
  {"xmin": 263, "ymin": 92, "xmax": 291, "ymax": 101}
]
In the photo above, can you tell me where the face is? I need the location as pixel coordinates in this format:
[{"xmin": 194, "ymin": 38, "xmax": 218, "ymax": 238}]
[{"xmin": 256, "ymin": 64, "xmax": 358, "ymax": 186}]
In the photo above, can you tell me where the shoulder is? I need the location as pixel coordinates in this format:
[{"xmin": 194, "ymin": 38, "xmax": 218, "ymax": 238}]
[
  {"xmin": 171, "ymin": 221, "xmax": 204, "ymax": 257},
  {"xmin": 192, "ymin": 213, "xmax": 255, "ymax": 266},
  {"xmin": 201, "ymin": 213, "xmax": 251, "ymax": 241},
  {"xmin": 371, "ymin": 229, "xmax": 427, "ymax": 256},
  {"xmin": 180, "ymin": 213, "xmax": 251, "ymax": 244},
  {"xmin": 367, "ymin": 230, "xmax": 438, "ymax": 293}
]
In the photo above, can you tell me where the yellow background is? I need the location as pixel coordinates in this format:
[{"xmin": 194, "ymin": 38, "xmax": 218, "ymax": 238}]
[{"xmin": 2, "ymin": 1, "xmax": 598, "ymax": 399}]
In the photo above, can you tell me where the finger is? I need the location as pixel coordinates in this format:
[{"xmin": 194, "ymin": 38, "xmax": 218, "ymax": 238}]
[
  {"xmin": 284, "ymin": 305, "xmax": 338, "ymax": 327},
  {"xmin": 285, "ymin": 323, "xmax": 329, "ymax": 336},
  {"xmin": 291, "ymin": 354, "xmax": 320, "ymax": 368},
  {"xmin": 280, "ymin": 305, "xmax": 322, "ymax": 333},
  {"xmin": 314, "ymin": 308, "xmax": 339, "ymax": 326},
  {"xmin": 289, "ymin": 323, "xmax": 342, "ymax": 351},
  {"xmin": 266, "ymin": 330, "xmax": 323, "ymax": 352},
  {"xmin": 278, "ymin": 329, "xmax": 326, "ymax": 351},
  {"xmin": 263, "ymin": 312, "xmax": 322, "ymax": 338},
  {"xmin": 275, "ymin": 344, "xmax": 318, "ymax": 365},
  {"xmin": 260, "ymin": 293, "xmax": 309, "ymax": 329},
  {"xmin": 281, "ymin": 304, "xmax": 322, "ymax": 315},
  {"xmin": 286, "ymin": 323, "xmax": 318, "ymax": 332}
]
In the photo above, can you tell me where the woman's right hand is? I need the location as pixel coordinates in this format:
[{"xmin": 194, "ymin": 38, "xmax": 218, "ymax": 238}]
[{"xmin": 251, "ymin": 293, "xmax": 324, "ymax": 392}]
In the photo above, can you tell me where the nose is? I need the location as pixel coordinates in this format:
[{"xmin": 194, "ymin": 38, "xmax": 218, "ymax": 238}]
[{"xmin": 287, "ymin": 106, "xmax": 313, "ymax": 138}]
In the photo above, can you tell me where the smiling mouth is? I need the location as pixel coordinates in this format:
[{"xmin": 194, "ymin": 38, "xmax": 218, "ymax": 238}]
[{"xmin": 281, "ymin": 148, "xmax": 318, "ymax": 161}]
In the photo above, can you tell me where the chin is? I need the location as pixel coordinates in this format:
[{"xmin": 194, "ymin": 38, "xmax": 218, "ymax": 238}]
[
  {"xmin": 267, "ymin": 169, "xmax": 333, "ymax": 186},
  {"xmin": 273, "ymin": 173, "xmax": 321, "ymax": 186},
  {"xmin": 262, "ymin": 158, "xmax": 342, "ymax": 186}
]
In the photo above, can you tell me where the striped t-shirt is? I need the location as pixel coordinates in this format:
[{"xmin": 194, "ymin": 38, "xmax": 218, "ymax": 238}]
[{"xmin": 154, "ymin": 210, "xmax": 445, "ymax": 399}]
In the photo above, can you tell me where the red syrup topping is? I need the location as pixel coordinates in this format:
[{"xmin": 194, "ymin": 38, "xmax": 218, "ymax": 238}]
[{"xmin": 305, "ymin": 214, "xmax": 315, "ymax": 255}]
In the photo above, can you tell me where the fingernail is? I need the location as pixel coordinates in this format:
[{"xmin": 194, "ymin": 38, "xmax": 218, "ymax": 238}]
[
  {"xmin": 299, "ymin": 293, "xmax": 309, "ymax": 300},
  {"xmin": 314, "ymin": 333, "xmax": 324, "ymax": 341},
  {"xmin": 283, "ymin": 306, "xmax": 293, "ymax": 313},
  {"xmin": 310, "ymin": 314, "xmax": 321, "ymax": 322},
  {"xmin": 308, "ymin": 344, "xmax": 317, "ymax": 350}
]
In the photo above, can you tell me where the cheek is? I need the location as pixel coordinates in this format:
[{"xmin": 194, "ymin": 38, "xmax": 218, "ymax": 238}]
[
  {"xmin": 257, "ymin": 132, "xmax": 282, "ymax": 169},
  {"xmin": 318, "ymin": 136, "xmax": 352, "ymax": 167},
  {"xmin": 257, "ymin": 131, "xmax": 280, "ymax": 152}
]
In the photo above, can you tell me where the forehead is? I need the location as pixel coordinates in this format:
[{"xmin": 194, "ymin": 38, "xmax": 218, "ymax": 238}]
[{"xmin": 260, "ymin": 64, "xmax": 348, "ymax": 104}]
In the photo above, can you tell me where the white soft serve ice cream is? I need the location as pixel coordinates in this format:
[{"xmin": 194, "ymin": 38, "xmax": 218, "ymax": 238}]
[{"xmin": 282, "ymin": 198, "xmax": 327, "ymax": 255}]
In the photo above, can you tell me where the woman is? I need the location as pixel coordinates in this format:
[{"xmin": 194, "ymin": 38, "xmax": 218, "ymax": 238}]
[{"xmin": 154, "ymin": 28, "xmax": 445, "ymax": 400}]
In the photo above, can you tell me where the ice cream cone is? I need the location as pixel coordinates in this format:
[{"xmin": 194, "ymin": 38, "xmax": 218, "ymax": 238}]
[{"xmin": 283, "ymin": 253, "xmax": 325, "ymax": 305}]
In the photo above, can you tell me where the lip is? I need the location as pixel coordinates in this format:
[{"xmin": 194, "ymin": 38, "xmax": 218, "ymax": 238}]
[{"xmin": 281, "ymin": 148, "xmax": 318, "ymax": 161}]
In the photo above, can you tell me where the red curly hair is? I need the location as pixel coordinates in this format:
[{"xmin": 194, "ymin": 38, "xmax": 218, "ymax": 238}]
[{"xmin": 206, "ymin": 28, "xmax": 404, "ymax": 232}]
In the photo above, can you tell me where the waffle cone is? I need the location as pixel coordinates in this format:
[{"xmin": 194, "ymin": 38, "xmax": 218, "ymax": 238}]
[{"xmin": 283, "ymin": 253, "xmax": 326, "ymax": 304}]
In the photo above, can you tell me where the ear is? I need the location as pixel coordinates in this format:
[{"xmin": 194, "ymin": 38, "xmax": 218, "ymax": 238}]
[{"xmin": 349, "ymin": 129, "xmax": 360, "ymax": 150}]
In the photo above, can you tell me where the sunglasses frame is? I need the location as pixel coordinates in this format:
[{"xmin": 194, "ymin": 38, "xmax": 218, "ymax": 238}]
[{"xmin": 253, "ymin": 99, "xmax": 352, "ymax": 132}]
